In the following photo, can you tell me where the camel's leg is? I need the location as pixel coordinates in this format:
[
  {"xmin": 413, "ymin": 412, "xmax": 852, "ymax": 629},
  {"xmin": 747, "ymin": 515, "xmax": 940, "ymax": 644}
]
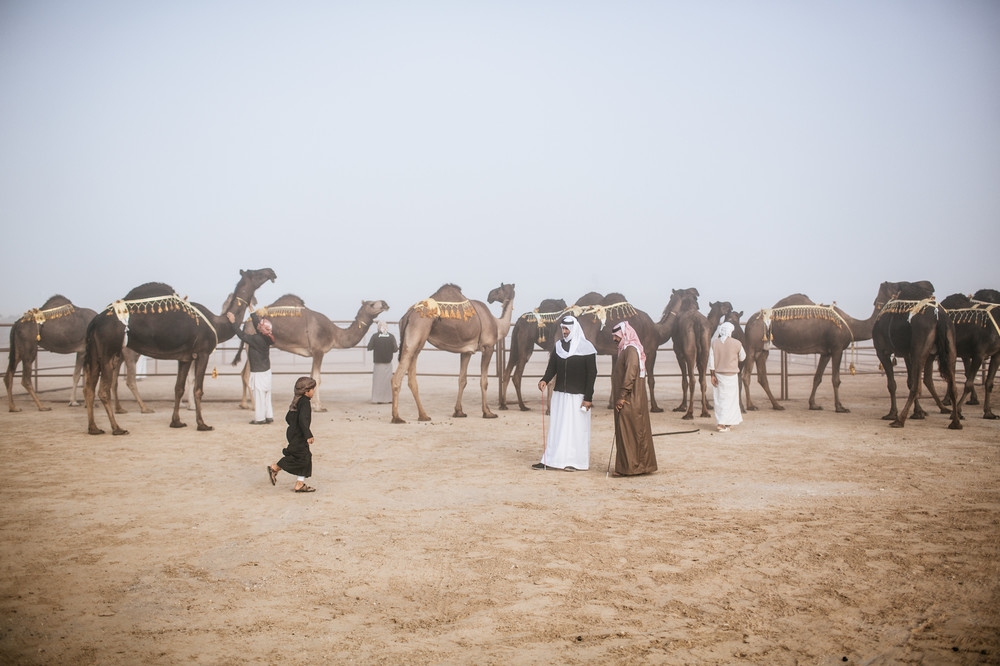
[
  {"xmin": 647, "ymin": 351, "xmax": 662, "ymax": 413},
  {"xmin": 237, "ymin": 361, "xmax": 252, "ymax": 410},
  {"xmin": 479, "ymin": 348, "xmax": 497, "ymax": 419},
  {"xmin": 12, "ymin": 350, "xmax": 51, "ymax": 412},
  {"xmin": 876, "ymin": 349, "xmax": 899, "ymax": 422},
  {"xmin": 741, "ymin": 356, "xmax": 757, "ymax": 411},
  {"xmin": 808, "ymin": 353, "xmax": 831, "ymax": 411},
  {"xmin": 499, "ymin": 356, "xmax": 512, "ymax": 410},
  {"xmin": 121, "ymin": 349, "xmax": 155, "ymax": 414},
  {"xmin": 94, "ymin": 356, "xmax": 128, "ymax": 435},
  {"xmin": 829, "ymin": 350, "xmax": 849, "ymax": 413},
  {"xmin": 408, "ymin": 354, "xmax": 430, "ymax": 421},
  {"xmin": 170, "ymin": 361, "xmax": 192, "ymax": 429},
  {"xmin": 511, "ymin": 355, "xmax": 532, "ymax": 411},
  {"xmin": 453, "ymin": 351, "xmax": 472, "ymax": 418},
  {"xmin": 310, "ymin": 354, "xmax": 327, "ymax": 412},
  {"xmin": 752, "ymin": 353, "xmax": 783, "ymax": 411},
  {"xmin": 696, "ymin": 358, "xmax": 710, "ymax": 418},
  {"xmin": 390, "ymin": 358, "xmax": 408, "ymax": 424},
  {"xmin": 920, "ymin": 357, "xmax": 950, "ymax": 415},
  {"xmin": 190, "ymin": 357, "xmax": 213, "ymax": 431},
  {"xmin": 67, "ymin": 352, "xmax": 85, "ymax": 407},
  {"xmin": 981, "ymin": 354, "xmax": 998, "ymax": 419},
  {"xmin": 4, "ymin": 352, "xmax": 21, "ymax": 412},
  {"xmin": 895, "ymin": 343, "xmax": 935, "ymax": 428},
  {"xmin": 938, "ymin": 344, "xmax": 963, "ymax": 430},
  {"xmin": 673, "ymin": 354, "xmax": 689, "ymax": 413}
]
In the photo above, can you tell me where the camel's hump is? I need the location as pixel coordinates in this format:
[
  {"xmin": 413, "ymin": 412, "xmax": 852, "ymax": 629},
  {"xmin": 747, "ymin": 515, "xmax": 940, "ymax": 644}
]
[
  {"xmin": 538, "ymin": 298, "xmax": 567, "ymax": 312},
  {"xmin": 574, "ymin": 292, "xmax": 603, "ymax": 306},
  {"xmin": 40, "ymin": 294, "xmax": 73, "ymax": 308},
  {"xmin": 602, "ymin": 292, "xmax": 628, "ymax": 305},
  {"xmin": 124, "ymin": 282, "xmax": 175, "ymax": 300},
  {"xmin": 269, "ymin": 294, "xmax": 306, "ymax": 307},
  {"xmin": 773, "ymin": 294, "xmax": 814, "ymax": 307}
]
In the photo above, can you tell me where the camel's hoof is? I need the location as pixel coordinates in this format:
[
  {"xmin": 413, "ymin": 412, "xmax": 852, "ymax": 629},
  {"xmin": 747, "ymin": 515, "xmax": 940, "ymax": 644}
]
[
  {"xmin": 519, "ymin": 405, "xmax": 531, "ymax": 412},
  {"xmin": 197, "ymin": 424, "xmax": 213, "ymax": 432},
  {"xmin": 809, "ymin": 405, "xmax": 823, "ymax": 411},
  {"xmin": 948, "ymin": 421, "xmax": 963, "ymax": 430},
  {"xmin": 170, "ymin": 421, "xmax": 188, "ymax": 428},
  {"xmin": 682, "ymin": 413, "xmax": 693, "ymax": 421},
  {"xmin": 315, "ymin": 407, "xmax": 328, "ymax": 413},
  {"xmin": 116, "ymin": 407, "xmax": 129, "ymax": 414},
  {"xmin": 836, "ymin": 407, "xmax": 850, "ymax": 414},
  {"xmin": 239, "ymin": 404, "xmax": 251, "ymax": 410},
  {"xmin": 746, "ymin": 405, "xmax": 758, "ymax": 412},
  {"xmin": 68, "ymin": 401, "xmax": 80, "ymax": 407},
  {"xmin": 498, "ymin": 404, "xmax": 508, "ymax": 411},
  {"xmin": 88, "ymin": 427, "xmax": 104, "ymax": 435},
  {"xmin": 772, "ymin": 405, "xmax": 785, "ymax": 411},
  {"xmin": 672, "ymin": 406, "xmax": 686, "ymax": 413},
  {"xmin": 967, "ymin": 397, "xmax": 980, "ymax": 406},
  {"xmin": 882, "ymin": 414, "xmax": 896, "ymax": 421},
  {"xmin": 453, "ymin": 411, "xmax": 467, "ymax": 418},
  {"xmin": 890, "ymin": 421, "xmax": 904, "ymax": 428},
  {"xmin": 483, "ymin": 412, "xmax": 498, "ymax": 419},
  {"xmin": 912, "ymin": 413, "xmax": 926, "ymax": 420},
  {"xmin": 9, "ymin": 407, "xmax": 22, "ymax": 413},
  {"xmin": 700, "ymin": 411, "xmax": 710, "ymax": 418},
  {"xmin": 113, "ymin": 428, "xmax": 129, "ymax": 436},
  {"xmin": 391, "ymin": 417, "xmax": 406, "ymax": 424},
  {"xmin": 39, "ymin": 406, "xmax": 52, "ymax": 412},
  {"xmin": 984, "ymin": 413, "xmax": 998, "ymax": 420},
  {"xmin": 418, "ymin": 416, "xmax": 432, "ymax": 422},
  {"xmin": 938, "ymin": 408, "xmax": 950, "ymax": 414},
  {"xmin": 650, "ymin": 406, "xmax": 664, "ymax": 413},
  {"xmin": 141, "ymin": 407, "xmax": 155, "ymax": 414}
]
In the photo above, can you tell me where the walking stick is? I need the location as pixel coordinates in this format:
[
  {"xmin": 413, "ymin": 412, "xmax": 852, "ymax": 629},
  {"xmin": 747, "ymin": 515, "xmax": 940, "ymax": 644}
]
[
  {"xmin": 540, "ymin": 384, "xmax": 547, "ymax": 460},
  {"xmin": 651, "ymin": 429, "xmax": 701, "ymax": 436},
  {"xmin": 606, "ymin": 429, "xmax": 616, "ymax": 478}
]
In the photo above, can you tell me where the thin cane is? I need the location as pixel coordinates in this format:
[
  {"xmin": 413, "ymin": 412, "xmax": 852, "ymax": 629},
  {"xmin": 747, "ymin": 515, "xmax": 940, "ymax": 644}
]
[
  {"xmin": 539, "ymin": 384, "xmax": 547, "ymax": 460},
  {"xmin": 606, "ymin": 429, "xmax": 616, "ymax": 478}
]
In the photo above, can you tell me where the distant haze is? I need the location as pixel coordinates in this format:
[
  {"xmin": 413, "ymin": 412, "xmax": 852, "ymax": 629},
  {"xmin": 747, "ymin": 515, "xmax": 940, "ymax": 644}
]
[{"xmin": 2, "ymin": 2, "xmax": 998, "ymax": 325}]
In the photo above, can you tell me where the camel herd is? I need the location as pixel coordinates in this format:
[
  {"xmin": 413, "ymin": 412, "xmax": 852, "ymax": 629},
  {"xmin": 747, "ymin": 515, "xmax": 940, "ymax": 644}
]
[{"xmin": 4, "ymin": 273, "xmax": 999, "ymax": 434}]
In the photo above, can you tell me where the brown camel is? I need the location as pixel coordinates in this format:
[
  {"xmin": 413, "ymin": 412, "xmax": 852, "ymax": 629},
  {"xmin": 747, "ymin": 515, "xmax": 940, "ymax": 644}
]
[
  {"xmin": 84, "ymin": 268, "xmax": 277, "ymax": 435},
  {"xmin": 654, "ymin": 288, "xmax": 711, "ymax": 419},
  {"xmin": 572, "ymin": 293, "xmax": 663, "ymax": 412},
  {"xmin": 742, "ymin": 281, "xmax": 900, "ymax": 413},
  {"xmin": 499, "ymin": 298, "xmax": 567, "ymax": 411},
  {"xmin": 958, "ymin": 289, "xmax": 1000, "ymax": 407},
  {"xmin": 940, "ymin": 292, "xmax": 999, "ymax": 419},
  {"xmin": 232, "ymin": 296, "xmax": 390, "ymax": 412},
  {"xmin": 871, "ymin": 280, "xmax": 962, "ymax": 429},
  {"xmin": 391, "ymin": 283, "xmax": 515, "ymax": 423},
  {"xmin": 5, "ymin": 296, "xmax": 97, "ymax": 411}
]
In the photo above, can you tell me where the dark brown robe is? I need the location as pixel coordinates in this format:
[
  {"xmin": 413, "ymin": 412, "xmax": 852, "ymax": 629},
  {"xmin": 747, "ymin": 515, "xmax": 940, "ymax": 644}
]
[{"xmin": 612, "ymin": 346, "xmax": 657, "ymax": 475}]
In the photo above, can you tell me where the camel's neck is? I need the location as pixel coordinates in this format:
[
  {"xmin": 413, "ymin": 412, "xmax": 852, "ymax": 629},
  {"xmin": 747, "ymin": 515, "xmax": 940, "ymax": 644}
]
[
  {"xmin": 497, "ymin": 298, "xmax": 515, "ymax": 338},
  {"xmin": 215, "ymin": 296, "xmax": 253, "ymax": 342},
  {"xmin": 845, "ymin": 302, "xmax": 884, "ymax": 342},
  {"xmin": 654, "ymin": 311, "xmax": 678, "ymax": 344},
  {"xmin": 338, "ymin": 312, "xmax": 378, "ymax": 349}
]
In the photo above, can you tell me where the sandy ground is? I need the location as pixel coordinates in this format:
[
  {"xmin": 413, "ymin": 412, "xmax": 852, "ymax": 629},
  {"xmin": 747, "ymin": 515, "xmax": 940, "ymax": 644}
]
[{"xmin": 1, "ymin": 354, "xmax": 998, "ymax": 665}]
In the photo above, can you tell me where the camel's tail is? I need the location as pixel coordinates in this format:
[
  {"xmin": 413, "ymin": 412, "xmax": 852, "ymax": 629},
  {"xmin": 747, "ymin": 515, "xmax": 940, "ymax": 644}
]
[
  {"xmin": 6, "ymin": 324, "xmax": 16, "ymax": 371},
  {"xmin": 231, "ymin": 340, "xmax": 246, "ymax": 367},
  {"xmin": 397, "ymin": 313, "xmax": 410, "ymax": 362}
]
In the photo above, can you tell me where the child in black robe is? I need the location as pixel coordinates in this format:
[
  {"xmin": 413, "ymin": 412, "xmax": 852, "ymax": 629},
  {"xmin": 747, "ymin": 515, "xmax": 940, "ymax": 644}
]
[{"xmin": 267, "ymin": 376, "xmax": 317, "ymax": 492}]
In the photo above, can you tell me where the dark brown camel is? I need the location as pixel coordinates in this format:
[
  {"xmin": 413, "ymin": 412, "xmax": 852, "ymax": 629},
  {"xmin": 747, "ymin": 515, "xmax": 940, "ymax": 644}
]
[
  {"xmin": 499, "ymin": 298, "xmax": 567, "ymax": 411},
  {"xmin": 391, "ymin": 283, "xmax": 515, "ymax": 423},
  {"xmin": 742, "ymin": 281, "xmax": 900, "ymax": 413},
  {"xmin": 573, "ymin": 293, "xmax": 663, "ymax": 412},
  {"xmin": 960, "ymin": 289, "xmax": 1000, "ymax": 407},
  {"xmin": 655, "ymin": 288, "xmax": 711, "ymax": 419},
  {"xmin": 5, "ymin": 296, "xmax": 97, "ymax": 411},
  {"xmin": 84, "ymin": 268, "xmax": 277, "ymax": 435},
  {"xmin": 233, "ymin": 296, "xmax": 390, "ymax": 412},
  {"xmin": 871, "ymin": 280, "xmax": 962, "ymax": 429},
  {"xmin": 940, "ymin": 292, "xmax": 999, "ymax": 419}
]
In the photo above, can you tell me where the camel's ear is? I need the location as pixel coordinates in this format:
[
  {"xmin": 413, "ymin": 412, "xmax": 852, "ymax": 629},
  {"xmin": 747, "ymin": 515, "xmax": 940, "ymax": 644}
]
[
  {"xmin": 692, "ymin": 288, "xmax": 700, "ymax": 297},
  {"xmin": 710, "ymin": 301, "xmax": 718, "ymax": 307}
]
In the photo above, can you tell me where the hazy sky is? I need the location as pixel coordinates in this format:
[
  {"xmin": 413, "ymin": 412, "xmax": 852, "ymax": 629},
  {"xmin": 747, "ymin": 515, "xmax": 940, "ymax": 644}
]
[{"xmin": 2, "ymin": 1, "xmax": 998, "ymax": 325}]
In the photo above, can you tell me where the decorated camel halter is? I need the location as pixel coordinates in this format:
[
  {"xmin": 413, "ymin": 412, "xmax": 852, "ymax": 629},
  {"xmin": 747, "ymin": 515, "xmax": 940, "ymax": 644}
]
[
  {"xmin": 20, "ymin": 303, "xmax": 76, "ymax": 340},
  {"xmin": 107, "ymin": 294, "xmax": 218, "ymax": 347},
  {"xmin": 520, "ymin": 309, "xmax": 564, "ymax": 344},
  {"xmin": 412, "ymin": 298, "xmax": 476, "ymax": 321}
]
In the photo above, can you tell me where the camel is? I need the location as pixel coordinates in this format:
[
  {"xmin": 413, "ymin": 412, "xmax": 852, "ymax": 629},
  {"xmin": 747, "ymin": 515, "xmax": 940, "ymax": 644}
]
[
  {"xmin": 871, "ymin": 280, "xmax": 962, "ymax": 429},
  {"xmin": 958, "ymin": 289, "xmax": 1000, "ymax": 407},
  {"xmin": 391, "ymin": 283, "xmax": 515, "ymax": 423},
  {"xmin": 572, "ymin": 293, "xmax": 663, "ymax": 412},
  {"xmin": 232, "ymin": 296, "xmax": 390, "ymax": 412},
  {"xmin": 939, "ymin": 292, "xmax": 999, "ymax": 419},
  {"xmin": 84, "ymin": 268, "xmax": 277, "ymax": 435},
  {"xmin": 741, "ymin": 281, "xmax": 901, "ymax": 413},
  {"xmin": 654, "ymin": 288, "xmax": 711, "ymax": 419},
  {"xmin": 498, "ymin": 298, "xmax": 567, "ymax": 411},
  {"xmin": 5, "ymin": 296, "xmax": 97, "ymax": 411}
]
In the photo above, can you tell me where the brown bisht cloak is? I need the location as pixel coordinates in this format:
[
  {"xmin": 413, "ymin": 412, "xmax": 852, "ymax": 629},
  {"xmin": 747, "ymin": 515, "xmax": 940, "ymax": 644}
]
[{"xmin": 611, "ymin": 345, "xmax": 658, "ymax": 475}]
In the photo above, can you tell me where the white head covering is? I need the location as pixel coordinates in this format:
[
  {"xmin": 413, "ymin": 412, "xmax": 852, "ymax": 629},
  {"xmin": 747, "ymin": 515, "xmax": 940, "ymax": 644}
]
[
  {"xmin": 613, "ymin": 320, "xmax": 646, "ymax": 378},
  {"xmin": 377, "ymin": 321, "xmax": 388, "ymax": 335},
  {"xmin": 555, "ymin": 315, "xmax": 597, "ymax": 358},
  {"xmin": 715, "ymin": 321, "xmax": 735, "ymax": 342}
]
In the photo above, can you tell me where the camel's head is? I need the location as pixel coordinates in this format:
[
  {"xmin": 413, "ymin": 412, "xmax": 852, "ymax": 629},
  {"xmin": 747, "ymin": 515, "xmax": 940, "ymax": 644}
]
[
  {"xmin": 488, "ymin": 283, "xmax": 515, "ymax": 304},
  {"xmin": 240, "ymin": 268, "xmax": 278, "ymax": 289},
  {"xmin": 662, "ymin": 288, "xmax": 700, "ymax": 320},
  {"xmin": 708, "ymin": 300, "xmax": 734, "ymax": 320},
  {"xmin": 363, "ymin": 300, "xmax": 391, "ymax": 317}
]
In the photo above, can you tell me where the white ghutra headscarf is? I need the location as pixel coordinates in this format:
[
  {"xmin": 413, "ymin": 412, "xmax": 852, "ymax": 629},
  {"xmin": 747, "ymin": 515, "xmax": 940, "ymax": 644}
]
[{"xmin": 555, "ymin": 315, "xmax": 597, "ymax": 358}]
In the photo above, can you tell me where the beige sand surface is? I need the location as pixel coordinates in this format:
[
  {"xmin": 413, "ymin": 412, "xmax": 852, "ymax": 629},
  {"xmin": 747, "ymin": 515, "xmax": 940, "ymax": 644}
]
[{"xmin": 1, "ymin": 358, "xmax": 998, "ymax": 665}]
